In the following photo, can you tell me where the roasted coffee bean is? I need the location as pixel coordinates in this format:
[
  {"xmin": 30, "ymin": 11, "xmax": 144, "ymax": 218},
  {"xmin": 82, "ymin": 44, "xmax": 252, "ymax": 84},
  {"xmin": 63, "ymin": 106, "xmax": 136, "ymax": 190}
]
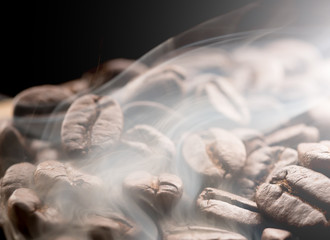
[
  {"xmin": 12, "ymin": 85, "xmax": 73, "ymax": 139},
  {"xmin": 297, "ymin": 142, "xmax": 330, "ymax": 177},
  {"xmin": 236, "ymin": 146, "xmax": 298, "ymax": 199},
  {"xmin": 261, "ymin": 228, "xmax": 294, "ymax": 240},
  {"xmin": 121, "ymin": 125, "xmax": 176, "ymax": 164},
  {"xmin": 34, "ymin": 160, "xmax": 104, "ymax": 208},
  {"xmin": 82, "ymin": 213, "xmax": 140, "ymax": 240},
  {"xmin": 163, "ymin": 225, "xmax": 247, "ymax": 240},
  {"xmin": 232, "ymin": 128, "xmax": 267, "ymax": 156},
  {"xmin": 0, "ymin": 122, "xmax": 31, "ymax": 175},
  {"xmin": 61, "ymin": 94, "xmax": 123, "ymax": 158},
  {"xmin": 123, "ymin": 171, "xmax": 183, "ymax": 214},
  {"xmin": 7, "ymin": 188, "xmax": 62, "ymax": 238},
  {"xmin": 265, "ymin": 124, "xmax": 319, "ymax": 148},
  {"xmin": 195, "ymin": 74, "xmax": 250, "ymax": 124},
  {"xmin": 1, "ymin": 162, "xmax": 35, "ymax": 202},
  {"xmin": 13, "ymin": 85, "xmax": 72, "ymax": 117},
  {"xmin": 82, "ymin": 58, "xmax": 148, "ymax": 89},
  {"xmin": 181, "ymin": 128, "xmax": 246, "ymax": 187},
  {"xmin": 291, "ymin": 99, "xmax": 330, "ymax": 140},
  {"xmin": 122, "ymin": 101, "xmax": 182, "ymax": 135},
  {"xmin": 122, "ymin": 67, "xmax": 185, "ymax": 107},
  {"xmin": 27, "ymin": 138, "xmax": 62, "ymax": 162},
  {"xmin": 197, "ymin": 187, "xmax": 263, "ymax": 239},
  {"xmin": 60, "ymin": 78, "xmax": 90, "ymax": 95},
  {"xmin": 256, "ymin": 165, "xmax": 330, "ymax": 238}
]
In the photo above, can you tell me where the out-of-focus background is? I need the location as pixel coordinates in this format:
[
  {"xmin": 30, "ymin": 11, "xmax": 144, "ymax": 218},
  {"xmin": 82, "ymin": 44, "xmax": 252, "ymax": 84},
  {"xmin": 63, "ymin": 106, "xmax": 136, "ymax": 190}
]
[{"xmin": 3, "ymin": 0, "xmax": 329, "ymax": 97}]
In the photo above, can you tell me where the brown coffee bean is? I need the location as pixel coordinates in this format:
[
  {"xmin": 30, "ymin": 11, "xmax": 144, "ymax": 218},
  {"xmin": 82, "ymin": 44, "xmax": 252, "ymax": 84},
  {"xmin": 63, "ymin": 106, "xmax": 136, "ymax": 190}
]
[
  {"xmin": 82, "ymin": 58, "xmax": 148, "ymax": 89},
  {"xmin": 0, "ymin": 122, "xmax": 31, "ymax": 175},
  {"xmin": 12, "ymin": 85, "xmax": 73, "ymax": 139},
  {"xmin": 297, "ymin": 143, "xmax": 330, "ymax": 177},
  {"xmin": 34, "ymin": 160, "xmax": 104, "ymax": 208},
  {"xmin": 256, "ymin": 165, "xmax": 330, "ymax": 238},
  {"xmin": 195, "ymin": 74, "xmax": 250, "ymax": 124},
  {"xmin": 163, "ymin": 225, "xmax": 247, "ymax": 240},
  {"xmin": 122, "ymin": 101, "xmax": 182, "ymax": 135},
  {"xmin": 232, "ymin": 128, "xmax": 267, "ymax": 156},
  {"xmin": 265, "ymin": 124, "xmax": 319, "ymax": 148},
  {"xmin": 61, "ymin": 94, "xmax": 123, "ymax": 158},
  {"xmin": 197, "ymin": 187, "xmax": 263, "ymax": 238},
  {"xmin": 83, "ymin": 213, "xmax": 140, "ymax": 240},
  {"xmin": 123, "ymin": 171, "xmax": 183, "ymax": 214},
  {"xmin": 234, "ymin": 146, "xmax": 298, "ymax": 199},
  {"xmin": 122, "ymin": 67, "xmax": 185, "ymax": 107},
  {"xmin": 60, "ymin": 78, "xmax": 90, "ymax": 94},
  {"xmin": 121, "ymin": 124, "xmax": 176, "ymax": 162},
  {"xmin": 27, "ymin": 138, "xmax": 62, "ymax": 162},
  {"xmin": 7, "ymin": 188, "xmax": 62, "ymax": 238},
  {"xmin": 261, "ymin": 228, "xmax": 293, "ymax": 240},
  {"xmin": 181, "ymin": 128, "xmax": 246, "ymax": 187},
  {"xmin": 1, "ymin": 162, "xmax": 35, "ymax": 202}
]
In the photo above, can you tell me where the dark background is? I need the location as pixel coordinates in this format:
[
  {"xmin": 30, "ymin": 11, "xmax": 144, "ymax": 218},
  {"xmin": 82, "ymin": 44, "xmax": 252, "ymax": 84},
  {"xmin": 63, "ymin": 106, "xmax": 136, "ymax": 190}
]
[
  {"xmin": 3, "ymin": 0, "xmax": 329, "ymax": 97},
  {"xmin": 5, "ymin": 0, "xmax": 256, "ymax": 97}
]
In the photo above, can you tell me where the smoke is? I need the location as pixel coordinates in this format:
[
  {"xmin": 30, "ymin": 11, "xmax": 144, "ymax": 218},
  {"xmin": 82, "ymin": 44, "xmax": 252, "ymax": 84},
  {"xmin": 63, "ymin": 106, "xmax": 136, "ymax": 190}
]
[{"xmin": 2, "ymin": 1, "xmax": 330, "ymax": 239}]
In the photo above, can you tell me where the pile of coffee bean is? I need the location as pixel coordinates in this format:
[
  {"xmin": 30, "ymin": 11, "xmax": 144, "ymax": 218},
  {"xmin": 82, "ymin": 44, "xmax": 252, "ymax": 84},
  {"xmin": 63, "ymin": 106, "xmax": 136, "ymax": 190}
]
[{"xmin": 0, "ymin": 38, "xmax": 329, "ymax": 240}]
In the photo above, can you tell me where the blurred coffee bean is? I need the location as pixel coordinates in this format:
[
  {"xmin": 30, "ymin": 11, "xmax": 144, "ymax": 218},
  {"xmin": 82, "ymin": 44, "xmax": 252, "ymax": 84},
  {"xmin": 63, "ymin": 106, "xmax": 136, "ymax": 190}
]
[
  {"xmin": 122, "ymin": 101, "xmax": 183, "ymax": 136},
  {"xmin": 123, "ymin": 171, "xmax": 183, "ymax": 214},
  {"xmin": 1, "ymin": 162, "xmax": 35, "ymax": 202},
  {"xmin": 265, "ymin": 124, "xmax": 319, "ymax": 148},
  {"xmin": 297, "ymin": 142, "xmax": 330, "ymax": 177},
  {"xmin": 163, "ymin": 225, "xmax": 247, "ymax": 240},
  {"xmin": 195, "ymin": 74, "xmax": 250, "ymax": 124},
  {"xmin": 121, "ymin": 125, "xmax": 176, "ymax": 164},
  {"xmin": 7, "ymin": 188, "xmax": 62, "ymax": 239},
  {"xmin": 236, "ymin": 146, "xmax": 298, "ymax": 199},
  {"xmin": 256, "ymin": 165, "xmax": 330, "ymax": 238},
  {"xmin": 82, "ymin": 58, "xmax": 148, "ymax": 89},
  {"xmin": 181, "ymin": 128, "xmax": 246, "ymax": 187},
  {"xmin": 83, "ymin": 213, "xmax": 140, "ymax": 240},
  {"xmin": 232, "ymin": 128, "xmax": 267, "ymax": 156},
  {"xmin": 122, "ymin": 66, "xmax": 185, "ymax": 107},
  {"xmin": 197, "ymin": 187, "xmax": 263, "ymax": 238},
  {"xmin": 261, "ymin": 228, "xmax": 294, "ymax": 240},
  {"xmin": 12, "ymin": 85, "xmax": 73, "ymax": 139},
  {"xmin": 60, "ymin": 78, "xmax": 90, "ymax": 95},
  {"xmin": 34, "ymin": 160, "xmax": 104, "ymax": 208},
  {"xmin": 61, "ymin": 94, "xmax": 123, "ymax": 158},
  {"xmin": 0, "ymin": 122, "xmax": 32, "ymax": 176},
  {"xmin": 27, "ymin": 138, "xmax": 63, "ymax": 162}
]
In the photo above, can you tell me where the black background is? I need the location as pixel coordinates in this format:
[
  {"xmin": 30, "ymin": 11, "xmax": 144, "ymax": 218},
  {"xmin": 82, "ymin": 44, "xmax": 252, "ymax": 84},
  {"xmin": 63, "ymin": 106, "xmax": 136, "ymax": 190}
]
[
  {"xmin": 5, "ymin": 0, "xmax": 255, "ymax": 97},
  {"xmin": 4, "ymin": 0, "xmax": 329, "ymax": 97}
]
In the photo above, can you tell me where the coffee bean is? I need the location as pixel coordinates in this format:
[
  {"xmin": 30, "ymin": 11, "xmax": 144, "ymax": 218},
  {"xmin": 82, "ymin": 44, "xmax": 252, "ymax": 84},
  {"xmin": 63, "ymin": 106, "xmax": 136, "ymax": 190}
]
[
  {"xmin": 123, "ymin": 171, "xmax": 183, "ymax": 214},
  {"xmin": 122, "ymin": 101, "xmax": 182, "ymax": 135},
  {"xmin": 34, "ymin": 160, "xmax": 104, "ymax": 208},
  {"xmin": 195, "ymin": 74, "xmax": 250, "ymax": 124},
  {"xmin": 12, "ymin": 85, "xmax": 73, "ymax": 139},
  {"xmin": 0, "ymin": 122, "xmax": 31, "ymax": 175},
  {"xmin": 121, "ymin": 124, "xmax": 176, "ymax": 163},
  {"xmin": 181, "ymin": 128, "xmax": 246, "ymax": 187},
  {"xmin": 261, "ymin": 228, "xmax": 293, "ymax": 240},
  {"xmin": 197, "ymin": 187, "xmax": 264, "ymax": 238},
  {"xmin": 7, "ymin": 188, "xmax": 62, "ymax": 238},
  {"xmin": 60, "ymin": 78, "xmax": 90, "ymax": 95},
  {"xmin": 1, "ymin": 162, "xmax": 35, "ymax": 202},
  {"xmin": 265, "ymin": 124, "xmax": 319, "ymax": 148},
  {"xmin": 256, "ymin": 165, "xmax": 330, "ymax": 238},
  {"xmin": 297, "ymin": 142, "xmax": 330, "ymax": 177},
  {"xmin": 83, "ymin": 213, "xmax": 140, "ymax": 240},
  {"xmin": 61, "ymin": 94, "xmax": 123, "ymax": 158},
  {"xmin": 237, "ymin": 146, "xmax": 298, "ymax": 199},
  {"xmin": 122, "ymin": 66, "xmax": 185, "ymax": 107},
  {"xmin": 163, "ymin": 225, "xmax": 247, "ymax": 240},
  {"xmin": 82, "ymin": 58, "xmax": 148, "ymax": 89},
  {"xmin": 232, "ymin": 128, "xmax": 267, "ymax": 156}
]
